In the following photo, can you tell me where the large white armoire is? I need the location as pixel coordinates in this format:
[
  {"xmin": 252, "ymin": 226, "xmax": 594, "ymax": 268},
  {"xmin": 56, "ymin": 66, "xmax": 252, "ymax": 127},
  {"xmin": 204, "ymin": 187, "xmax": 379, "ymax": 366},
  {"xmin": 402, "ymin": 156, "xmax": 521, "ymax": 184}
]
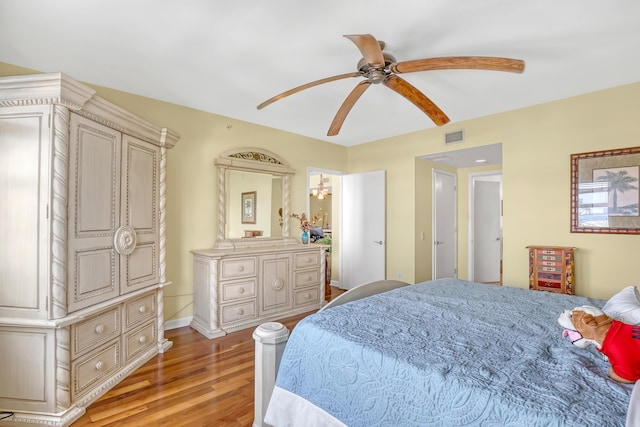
[{"xmin": 0, "ymin": 73, "xmax": 179, "ymax": 426}]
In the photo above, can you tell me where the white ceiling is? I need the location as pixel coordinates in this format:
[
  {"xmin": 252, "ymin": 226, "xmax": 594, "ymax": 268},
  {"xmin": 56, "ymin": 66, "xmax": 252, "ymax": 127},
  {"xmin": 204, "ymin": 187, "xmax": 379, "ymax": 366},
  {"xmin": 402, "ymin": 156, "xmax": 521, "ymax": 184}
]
[{"xmin": 1, "ymin": 0, "xmax": 639, "ymax": 148}]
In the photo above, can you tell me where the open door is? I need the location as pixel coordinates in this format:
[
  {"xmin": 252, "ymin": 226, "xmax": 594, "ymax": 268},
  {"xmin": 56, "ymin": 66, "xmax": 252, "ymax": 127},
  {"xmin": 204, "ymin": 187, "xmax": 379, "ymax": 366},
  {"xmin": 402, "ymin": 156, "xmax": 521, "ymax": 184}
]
[{"xmin": 340, "ymin": 170, "xmax": 386, "ymax": 290}]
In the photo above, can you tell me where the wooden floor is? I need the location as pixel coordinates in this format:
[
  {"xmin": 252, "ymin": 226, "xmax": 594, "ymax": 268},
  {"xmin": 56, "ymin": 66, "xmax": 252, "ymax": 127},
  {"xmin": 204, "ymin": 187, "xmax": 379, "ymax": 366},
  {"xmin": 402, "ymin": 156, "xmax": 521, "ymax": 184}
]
[{"xmin": 73, "ymin": 287, "xmax": 345, "ymax": 426}]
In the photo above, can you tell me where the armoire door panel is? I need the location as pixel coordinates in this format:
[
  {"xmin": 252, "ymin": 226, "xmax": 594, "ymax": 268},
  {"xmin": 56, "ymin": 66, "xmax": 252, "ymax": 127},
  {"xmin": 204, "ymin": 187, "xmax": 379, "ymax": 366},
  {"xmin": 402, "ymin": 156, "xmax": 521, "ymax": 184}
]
[
  {"xmin": 68, "ymin": 114, "xmax": 121, "ymax": 312},
  {"xmin": 70, "ymin": 115, "xmax": 121, "ymax": 237},
  {"xmin": 122, "ymin": 135, "xmax": 158, "ymax": 234},
  {"xmin": 69, "ymin": 247, "xmax": 118, "ymax": 312},
  {"xmin": 0, "ymin": 106, "xmax": 50, "ymax": 314},
  {"xmin": 121, "ymin": 243, "xmax": 157, "ymax": 294}
]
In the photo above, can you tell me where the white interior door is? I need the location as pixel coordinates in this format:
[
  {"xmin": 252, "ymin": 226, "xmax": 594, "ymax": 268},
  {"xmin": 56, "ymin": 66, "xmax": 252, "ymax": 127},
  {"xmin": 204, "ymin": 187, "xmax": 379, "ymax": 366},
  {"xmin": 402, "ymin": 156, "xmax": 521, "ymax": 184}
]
[
  {"xmin": 433, "ymin": 170, "xmax": 457, "ymax": 279},
  {"xmin": 472, "ymin": 176, "xmax": 502, "ymax": 283},
  {"xmin": 340, "ymin": 170, "xmax": 386, "ymax": 290}
]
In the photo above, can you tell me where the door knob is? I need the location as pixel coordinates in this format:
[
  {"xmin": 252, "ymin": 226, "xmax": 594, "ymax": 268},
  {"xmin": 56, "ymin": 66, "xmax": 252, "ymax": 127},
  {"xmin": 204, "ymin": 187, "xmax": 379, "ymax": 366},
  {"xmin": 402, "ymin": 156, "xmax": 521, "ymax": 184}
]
[
  {"xmin": 434, "ymin": 241, "xmax": 443, "ymax": 245},
  {"xmin": 374, "ymin": 240, "xmax": 383, "ymax": 245}
]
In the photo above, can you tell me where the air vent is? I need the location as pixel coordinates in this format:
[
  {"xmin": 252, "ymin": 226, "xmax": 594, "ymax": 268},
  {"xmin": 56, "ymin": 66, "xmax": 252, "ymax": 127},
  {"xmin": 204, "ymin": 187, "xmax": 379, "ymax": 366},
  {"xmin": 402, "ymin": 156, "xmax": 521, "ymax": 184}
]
[{"xmin": 444, "ymin": 129, "xmax": 464, "ymax": 145}]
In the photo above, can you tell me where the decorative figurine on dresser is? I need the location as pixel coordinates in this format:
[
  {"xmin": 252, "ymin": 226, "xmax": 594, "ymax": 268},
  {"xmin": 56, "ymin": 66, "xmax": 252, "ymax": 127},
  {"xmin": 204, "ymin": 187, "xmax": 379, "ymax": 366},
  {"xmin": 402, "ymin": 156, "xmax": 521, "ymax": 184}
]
[
  {"xmin": 0, "ymin": 73, "xmax": 180, "ymax": 426},
  {"xmin": 190, "ymin": 148, "xmax": 326, "ymax": 339}
]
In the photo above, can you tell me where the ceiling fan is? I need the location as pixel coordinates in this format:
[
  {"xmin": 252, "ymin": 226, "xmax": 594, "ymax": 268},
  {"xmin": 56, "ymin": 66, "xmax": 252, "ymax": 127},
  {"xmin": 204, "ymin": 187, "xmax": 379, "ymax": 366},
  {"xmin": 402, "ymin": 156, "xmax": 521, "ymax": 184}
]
[{"xmin": 257, "ymin": 34, "xmax": 525, "ymax": 136}]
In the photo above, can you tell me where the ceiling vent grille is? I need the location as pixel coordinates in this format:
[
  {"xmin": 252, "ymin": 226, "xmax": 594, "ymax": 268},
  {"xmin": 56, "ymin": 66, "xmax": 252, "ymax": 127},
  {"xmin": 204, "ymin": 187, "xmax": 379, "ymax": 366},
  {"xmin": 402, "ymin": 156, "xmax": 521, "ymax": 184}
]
[{"xmin": 444, "ymin": 129, "xmax": 464, "ymax": 145}]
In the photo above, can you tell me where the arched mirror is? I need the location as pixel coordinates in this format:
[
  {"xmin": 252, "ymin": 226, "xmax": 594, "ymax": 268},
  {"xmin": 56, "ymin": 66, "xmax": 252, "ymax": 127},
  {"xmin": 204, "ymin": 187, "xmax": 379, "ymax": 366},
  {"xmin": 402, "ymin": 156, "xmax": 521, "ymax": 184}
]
[{"xmin": 213, "ymin": 148, "xmax": 296, "ymax": 249}]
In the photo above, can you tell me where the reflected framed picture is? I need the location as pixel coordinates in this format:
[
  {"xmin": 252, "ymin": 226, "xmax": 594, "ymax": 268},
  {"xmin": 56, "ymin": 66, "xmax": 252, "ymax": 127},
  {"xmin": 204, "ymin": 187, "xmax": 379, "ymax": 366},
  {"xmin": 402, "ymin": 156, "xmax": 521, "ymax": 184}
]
[
  {"xmin": 241, "ymin": 191, "xmax": 257, "ymax": 224},
  {"xmin": 571, "ymin": 146, "xmax": 640, "ymax": 234}
]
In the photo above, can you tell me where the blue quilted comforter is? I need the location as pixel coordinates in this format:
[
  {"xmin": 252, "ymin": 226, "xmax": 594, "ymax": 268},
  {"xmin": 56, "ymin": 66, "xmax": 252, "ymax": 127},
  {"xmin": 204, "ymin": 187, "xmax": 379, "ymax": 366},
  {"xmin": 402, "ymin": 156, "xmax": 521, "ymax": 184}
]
[{"xmin": 273, "ymin": 279, "xmax": 633, "ymax": 426}]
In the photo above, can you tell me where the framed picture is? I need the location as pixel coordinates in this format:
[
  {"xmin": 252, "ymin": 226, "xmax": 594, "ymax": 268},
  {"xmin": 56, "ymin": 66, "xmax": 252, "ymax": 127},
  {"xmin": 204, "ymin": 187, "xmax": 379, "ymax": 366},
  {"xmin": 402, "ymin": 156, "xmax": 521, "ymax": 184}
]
[
  {"xmin": 571, "ymin": 146, "xmax": 640, "ymax": 234},
  {"xmin": 241, "ymin": 191, "xmax": 257, "ymax": 224}
]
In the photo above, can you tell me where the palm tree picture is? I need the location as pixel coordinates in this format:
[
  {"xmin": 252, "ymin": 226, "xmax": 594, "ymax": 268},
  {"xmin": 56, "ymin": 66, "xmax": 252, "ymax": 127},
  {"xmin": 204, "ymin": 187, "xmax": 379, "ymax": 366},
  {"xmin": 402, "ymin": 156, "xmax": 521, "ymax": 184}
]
[{"xmin": 594, "ymin": 166, "xmax": 639, "ymax": 215}]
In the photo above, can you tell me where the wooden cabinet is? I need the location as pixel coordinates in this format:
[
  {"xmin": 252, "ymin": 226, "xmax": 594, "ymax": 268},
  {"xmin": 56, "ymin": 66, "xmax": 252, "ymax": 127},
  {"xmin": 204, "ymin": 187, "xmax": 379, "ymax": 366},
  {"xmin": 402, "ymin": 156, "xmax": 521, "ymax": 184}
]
[
  {"xmin": 0, "ymin": 73, "xmax": 179, "ymax": 426},
  {"xmin": 191, "ymin": 245, "xmax": 325, "ymax": 338},
  {"xmin": 527, "ymin": 246, "xmax": 576, "ymax": 295}
]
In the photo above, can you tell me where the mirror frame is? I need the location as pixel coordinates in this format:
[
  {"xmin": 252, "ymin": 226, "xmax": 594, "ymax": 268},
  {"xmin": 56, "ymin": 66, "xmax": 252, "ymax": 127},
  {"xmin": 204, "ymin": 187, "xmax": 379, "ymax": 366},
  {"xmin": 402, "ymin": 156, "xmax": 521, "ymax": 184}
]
[{"xmin": 213, "ymin": 147, "xmax": 297, "ymax": 248}]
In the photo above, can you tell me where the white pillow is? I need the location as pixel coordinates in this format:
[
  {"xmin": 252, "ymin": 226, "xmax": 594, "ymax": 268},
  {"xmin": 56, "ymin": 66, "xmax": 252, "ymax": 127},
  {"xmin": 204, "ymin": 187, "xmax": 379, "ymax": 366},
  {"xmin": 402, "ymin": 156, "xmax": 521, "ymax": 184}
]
[{"xmin": 602, "ymin": 286, "xmax": 640, "ymax": 325}]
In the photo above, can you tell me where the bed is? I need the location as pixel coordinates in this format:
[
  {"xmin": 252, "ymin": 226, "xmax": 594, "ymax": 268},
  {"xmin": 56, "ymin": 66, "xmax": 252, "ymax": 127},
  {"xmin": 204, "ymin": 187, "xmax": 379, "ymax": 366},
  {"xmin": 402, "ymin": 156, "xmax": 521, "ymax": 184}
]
[{"xmin": 253, "ymin": 278, "xmax": 636, "ymax": 426}]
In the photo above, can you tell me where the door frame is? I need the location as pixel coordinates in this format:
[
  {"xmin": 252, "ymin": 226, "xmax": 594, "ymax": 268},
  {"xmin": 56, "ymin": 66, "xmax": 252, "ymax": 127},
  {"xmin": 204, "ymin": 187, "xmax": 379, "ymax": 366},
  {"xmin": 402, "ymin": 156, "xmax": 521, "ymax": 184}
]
[{"xmin": 468, "ymin": 171, "xmax": 503, "ymax": 282}]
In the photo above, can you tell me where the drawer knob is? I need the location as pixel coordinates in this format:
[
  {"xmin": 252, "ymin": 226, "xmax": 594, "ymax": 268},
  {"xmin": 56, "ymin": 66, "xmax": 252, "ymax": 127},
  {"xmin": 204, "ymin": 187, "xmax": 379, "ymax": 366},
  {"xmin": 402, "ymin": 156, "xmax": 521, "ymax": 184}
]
[
  {"xmin": 304, "ymin": 293, "xmax": 311, "ymax": 300},
  {"xmin": 138, "ymin": 305, "xmax": 148, "ymax": 313},
  {"xmin": 237, "ymin": 265, "xmax": 245, "ymax": 272},
  {"xmin": 95, "ymin": 360, "xmax": 106, "ymax": 371},
  {"xmin": 238, "ymin": 287, "xmax": 245, "ymax": 294},
  {"xmin": 95, "ymin": 324, "xmax": 105, "ymax": 334},
  {"xmin": 138, "ymin": 335, "xmax": 147, "ymax": 344},
  {"xmin": 237, "ymin": 308, "xmax": 244, "ymax": 315},
  {"xmin": 306, "ymin": 275, "xmax": 312, "ymax": 281}
]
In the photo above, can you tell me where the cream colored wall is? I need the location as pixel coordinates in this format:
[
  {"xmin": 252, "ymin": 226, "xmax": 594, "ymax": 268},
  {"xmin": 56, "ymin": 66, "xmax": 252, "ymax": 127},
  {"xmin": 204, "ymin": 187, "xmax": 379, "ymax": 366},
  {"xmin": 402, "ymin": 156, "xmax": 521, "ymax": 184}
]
[
  {"xmin": 350, "ymin": 82, "xmax": 640, "ymax": 299},
  {"xmin": 0, "ymin": 62, "xmax": 348, "ymax": 323},
  {"xmin": 3, "ymin": 60, "xmax": 638, "ymax": 306}
]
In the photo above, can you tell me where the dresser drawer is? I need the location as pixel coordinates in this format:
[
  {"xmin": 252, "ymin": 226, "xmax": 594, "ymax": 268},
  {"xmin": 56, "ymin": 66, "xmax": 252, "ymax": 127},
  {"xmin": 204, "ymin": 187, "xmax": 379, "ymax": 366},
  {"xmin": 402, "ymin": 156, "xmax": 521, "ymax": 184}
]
[
  {"xmin": 72, "ymin": 339, "xmax": 120, "ymax": 400},
  {"xmin": 294, "ymin": 286, "xmax": 320, "ymax": 308},
  {"xmin": 124, "ymin": 292, "xmax": 156, "ymax": 330},
  {"xmin": 221, "ymin": 300, "xmax": 256, "ymax": 324},
  {"xmin": 294, "ymin": 252, "xmax": 321, "ymax": 270},
  {"xmin": 220, "ymin": 257, "xmax": 256, "ymax": 280},
  {"xmin": 72, "ymin": 307, "xmax": 120, "ymax": 358},
  {"xmin": 294, "ymin": 269, "xmax": 320, "ymax": 289},
  {"xmin": 221, "ymin": 279, "xmax": 256, "ymax": 303},
  {"xmin": 123, "ymin": 321, "xmax": 156, "ymax": 362}
]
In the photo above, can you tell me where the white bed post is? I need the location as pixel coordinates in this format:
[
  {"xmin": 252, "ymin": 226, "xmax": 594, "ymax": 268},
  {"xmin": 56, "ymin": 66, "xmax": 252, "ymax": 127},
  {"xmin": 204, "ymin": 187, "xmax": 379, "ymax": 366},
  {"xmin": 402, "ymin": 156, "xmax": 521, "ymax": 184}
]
[{"xmin": 253, "ymin": 322, "xmax": 290, "ymax": 427}]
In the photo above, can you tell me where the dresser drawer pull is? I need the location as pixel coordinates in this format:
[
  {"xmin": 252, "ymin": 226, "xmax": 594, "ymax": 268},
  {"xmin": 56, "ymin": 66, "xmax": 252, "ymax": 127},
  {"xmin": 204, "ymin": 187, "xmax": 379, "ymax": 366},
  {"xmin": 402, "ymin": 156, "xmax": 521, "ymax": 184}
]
[
  {"xmin": 95, "ymin": 360, "xmax": 106, "ymax": 371},
  {"xmin": 304, "ymin": 293, "xmax": 311, "ymax": 300},
  {"xmin": 138, "ymin": 335, "xmax": 148, "ymax": 344},
  {"xmin": 306, "ymin": 257, "xmax": 312, "ymax": 262},
  {"xmin": 94, "ymin": 324, "xmax": 105, "ymax": 334},
  {"xmin": 138, "ymin": 305, "xmax": 148, "ymax": 313},
  {"xmin": 238, "ymin": 287, "xmax": 245, "ymax": 294},
  {"xmin": 237, "ymin": 265, "xmax": 245, "ymax": 272},
  {"xmin": 237, "ymin": 308, "xmax": 244, "ymax": 315},
  {"xmin": 306, "ymin": 275, "xmax": 312, "ymax": 281}
]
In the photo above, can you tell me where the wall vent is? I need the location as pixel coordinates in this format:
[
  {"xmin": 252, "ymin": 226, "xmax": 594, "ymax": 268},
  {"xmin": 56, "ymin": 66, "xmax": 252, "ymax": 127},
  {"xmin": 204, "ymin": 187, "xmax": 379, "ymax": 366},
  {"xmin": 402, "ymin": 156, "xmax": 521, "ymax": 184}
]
[{"xmin": 444, "ymin": 129, "xmax": 464, "ymax": 145}]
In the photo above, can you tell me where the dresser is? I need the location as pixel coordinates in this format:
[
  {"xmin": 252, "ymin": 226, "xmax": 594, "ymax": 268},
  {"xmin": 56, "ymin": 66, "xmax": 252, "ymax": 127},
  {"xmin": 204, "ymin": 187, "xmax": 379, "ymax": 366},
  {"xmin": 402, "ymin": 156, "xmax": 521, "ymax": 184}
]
[
  {"xmin": 0, "ymin": 73, "xmax": 179, "ymax": 426},
  {"xmin": 526, "ymin": 245, "xmax": 576, "ymax": 295},
  {"xmin": 191, "ymin": 245, "xmax": 325, "ymax": 338}
]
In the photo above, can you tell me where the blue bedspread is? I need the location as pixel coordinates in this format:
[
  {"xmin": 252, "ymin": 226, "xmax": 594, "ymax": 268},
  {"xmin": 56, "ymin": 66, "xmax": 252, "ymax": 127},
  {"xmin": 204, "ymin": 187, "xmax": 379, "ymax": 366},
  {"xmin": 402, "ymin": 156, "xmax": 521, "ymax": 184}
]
[{"xmin": 274, "ymin": 279, "xmax": 633, "ymax": 426}]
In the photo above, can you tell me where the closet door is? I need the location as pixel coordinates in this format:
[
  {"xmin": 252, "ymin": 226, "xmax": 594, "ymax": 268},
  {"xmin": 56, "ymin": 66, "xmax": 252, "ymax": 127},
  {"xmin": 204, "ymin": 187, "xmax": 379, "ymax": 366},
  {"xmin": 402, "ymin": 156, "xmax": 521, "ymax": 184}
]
[
  {"xmin": 68, "ymin": 114, "xmax": 121, "ymax": 312},
  {"xmin": 119, "ymin": 135, "xmax": 160, "ymax": 294}
]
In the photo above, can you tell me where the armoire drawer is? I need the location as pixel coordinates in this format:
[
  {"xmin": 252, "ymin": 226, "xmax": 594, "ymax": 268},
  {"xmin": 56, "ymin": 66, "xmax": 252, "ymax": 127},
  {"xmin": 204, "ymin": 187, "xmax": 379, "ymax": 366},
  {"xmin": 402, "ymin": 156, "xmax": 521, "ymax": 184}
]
[
  {"xmin": 294, "ymin": 269, "xmax": 320, "ymax": 289},
  {"xmin": 71, "ymin": 339, "xmax": 120, "ymax": 400},
  {"xmin": 221, "ymin": 279, "xmax": 256, "ymax": 303},
  {"xmin": 221, "ymin": 300, "xmax": 256, "ymax": 324},
  {"xmin": 220, "ymin": 257, "xmax": 256, "ymax": 280},
  {"xmin": 124, "ymin": 292, "xmax": 156, "ymax": 330},
  {"xmin": 294, "ymin": 286, "xmax": 320, "ymax": 308},
  {"xmin": 294, "ymin": 252, "xmax": 321, "ymax": 270},
  {"xmin": 72, "ymin": 307, "xmax": 120, "ymax": 358},
  {"xmin": 124, "ymin": 321, "xmax": 156, "ymax": 362}
]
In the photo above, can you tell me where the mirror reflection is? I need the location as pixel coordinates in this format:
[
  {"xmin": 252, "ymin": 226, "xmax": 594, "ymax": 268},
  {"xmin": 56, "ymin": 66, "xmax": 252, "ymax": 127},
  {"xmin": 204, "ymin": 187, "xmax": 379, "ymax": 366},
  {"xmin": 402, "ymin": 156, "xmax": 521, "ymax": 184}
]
[{"xmin": 226, "ymin": 170, "xmax": 283, "ymax": 239}]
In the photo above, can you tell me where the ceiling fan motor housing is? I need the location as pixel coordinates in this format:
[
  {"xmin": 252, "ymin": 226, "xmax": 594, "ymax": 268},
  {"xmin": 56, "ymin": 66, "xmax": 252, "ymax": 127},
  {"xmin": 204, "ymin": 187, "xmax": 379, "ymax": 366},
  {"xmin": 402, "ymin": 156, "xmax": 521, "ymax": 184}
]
[{"xmin": 357, "ymin": 49, "xmax": 396, "ymax": 84}]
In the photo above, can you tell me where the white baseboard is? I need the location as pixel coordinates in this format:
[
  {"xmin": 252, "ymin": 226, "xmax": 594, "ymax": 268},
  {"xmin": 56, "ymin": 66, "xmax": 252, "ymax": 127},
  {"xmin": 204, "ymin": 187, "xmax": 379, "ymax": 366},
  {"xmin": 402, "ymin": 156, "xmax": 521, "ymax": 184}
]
[{"xmin": 165, "ymin": 316, "xmax": 192, "ymax": 330}]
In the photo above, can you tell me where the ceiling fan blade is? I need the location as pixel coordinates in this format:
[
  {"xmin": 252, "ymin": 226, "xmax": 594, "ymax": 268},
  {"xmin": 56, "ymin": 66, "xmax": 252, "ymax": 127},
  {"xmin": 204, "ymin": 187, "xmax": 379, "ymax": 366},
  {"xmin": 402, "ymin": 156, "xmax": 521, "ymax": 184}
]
[
  {"xmin": 327, "ymin": 81, "xmax": 371, "ymax": 136},
  {"xmin": 390, "ymin": 56, "xmax": 525, "ymax": 74},
  {"xmin": 257, "ymin": 72, "xmax": 361, "ymax": 110},
  {"xmin": 344, "ymin": 34, "xmax": 385, "ymax": 67},
  {"xmin": 383, "ymin": 74, "xmax": 450, "ymax": 126}
]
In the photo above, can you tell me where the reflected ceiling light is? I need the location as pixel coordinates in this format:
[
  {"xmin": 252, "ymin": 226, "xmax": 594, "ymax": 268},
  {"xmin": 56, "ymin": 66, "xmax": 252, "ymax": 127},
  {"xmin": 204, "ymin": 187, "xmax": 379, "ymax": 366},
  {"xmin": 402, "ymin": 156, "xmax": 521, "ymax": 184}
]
[{"xmin": 312, "ymin": 174, "xmax": 330, "ymax": 199}]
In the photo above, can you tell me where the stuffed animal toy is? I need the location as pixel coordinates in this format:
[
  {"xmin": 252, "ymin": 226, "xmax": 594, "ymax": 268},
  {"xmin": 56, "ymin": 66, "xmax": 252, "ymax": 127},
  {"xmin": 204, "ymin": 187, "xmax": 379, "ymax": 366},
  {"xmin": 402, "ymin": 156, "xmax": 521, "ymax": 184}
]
[{"xmin": 558, "ymin": 305, "xmax": 640, "ymax": 384}]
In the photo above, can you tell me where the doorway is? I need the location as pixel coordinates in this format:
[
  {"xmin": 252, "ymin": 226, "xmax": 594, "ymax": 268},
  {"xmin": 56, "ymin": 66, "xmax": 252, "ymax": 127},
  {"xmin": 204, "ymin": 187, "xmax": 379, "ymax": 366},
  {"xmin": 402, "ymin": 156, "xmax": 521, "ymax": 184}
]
[{"xmin": 469, "ymin": 172, "xmax": 502, "ymax": 284}]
